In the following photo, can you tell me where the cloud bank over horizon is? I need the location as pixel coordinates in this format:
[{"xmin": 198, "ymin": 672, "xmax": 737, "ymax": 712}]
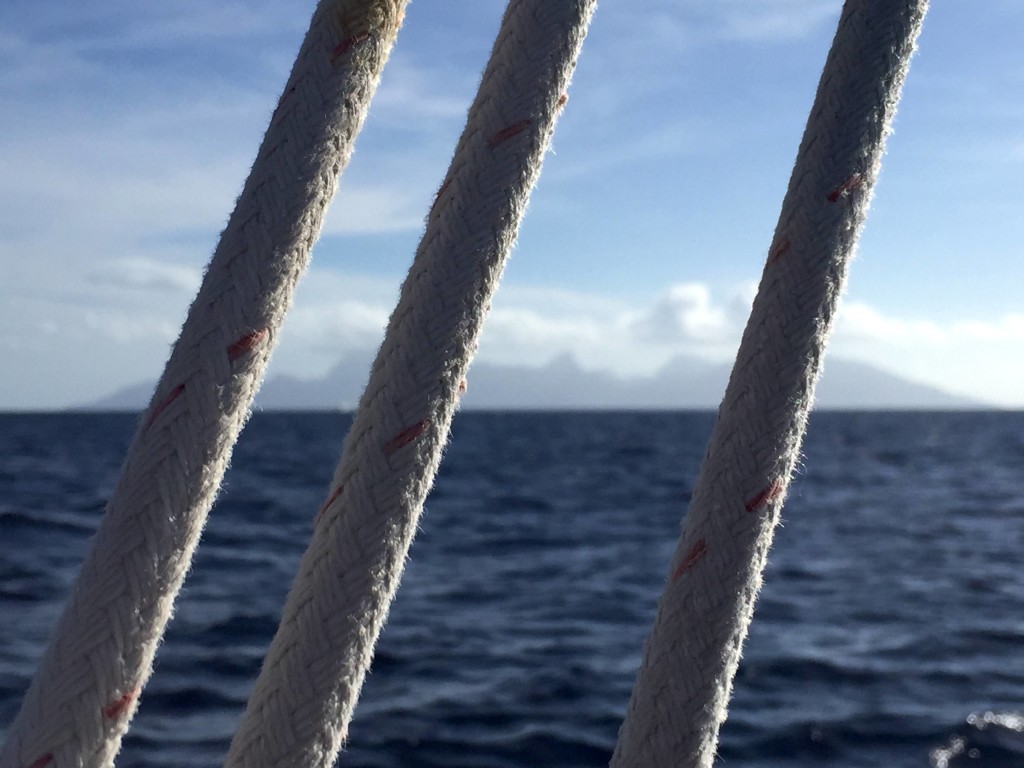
[
  {"xmin": 2, "ymin": 1, "xmax": 1022, "ymax": 409},
  {"xmin": 3, "ymin": 262, "xmax": 1020, "ymax": 409}
]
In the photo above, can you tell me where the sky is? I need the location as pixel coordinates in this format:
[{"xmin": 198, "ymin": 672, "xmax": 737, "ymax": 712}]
[{"xmin": 1, "ymin": 0, "xmax": 1022, "ymax": 410}]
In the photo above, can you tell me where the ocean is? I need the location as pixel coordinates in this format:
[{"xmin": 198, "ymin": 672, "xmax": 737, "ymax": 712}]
[{"xmin": 1, "ymin": 411, "xmax": 1022, "ymax": 767}]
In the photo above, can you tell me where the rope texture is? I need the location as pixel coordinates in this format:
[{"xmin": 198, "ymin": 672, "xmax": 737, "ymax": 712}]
[
  {"xmin": 223, "ymin": 3, "xmax": 597, "ymax": 766},
  {"xmin": 0, "ymin": 3, "xmax": 406, "ymax": 767},
  {"xmin": 611, "ymin": 1, "xmax": 929, "ymax": 766}
]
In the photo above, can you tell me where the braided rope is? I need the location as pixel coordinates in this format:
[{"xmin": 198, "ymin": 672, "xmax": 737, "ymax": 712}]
[
  {"xmin": 222, "ymin": 3, "xmax": 597, "ymax": 766},
  {"xmin": 0, "ymin": 3, "xmax": 406, "ymax": 767},
  {"xmin": 610, "ymin": 1, "xmax": 929, "ymax": 766}
]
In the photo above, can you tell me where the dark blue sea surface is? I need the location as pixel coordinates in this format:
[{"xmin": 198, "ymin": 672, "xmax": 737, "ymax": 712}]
[{"xmin": 1, "ymin": 411, "xmax": 1022, "ymax": 767}]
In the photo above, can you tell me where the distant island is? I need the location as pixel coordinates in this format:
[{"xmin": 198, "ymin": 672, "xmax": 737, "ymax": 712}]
[{"xmin": 83, "ymin": 351, "xmax": 980, "ymax": 411}]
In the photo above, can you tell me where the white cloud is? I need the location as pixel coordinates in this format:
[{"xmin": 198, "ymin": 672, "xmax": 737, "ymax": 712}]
[
  {"xmin": 597, "ymin": 1, "xmax": 838, "ymax": 50},
  {"xmin": 284, "ymin": 301, "xmax": 391, "ymax": 352},
  {"xmin": 834, "ymin": 301, "xmax": 946, "ymax": 345},
  {"xmin": 631, "ymin": 283, "xmax": 732, "ymax": 343},
  {"xmin": 835, "ymin": 300, "xmax": 1024, "ymax": 348},
  {"xmin": 88, "ymin": 258, "xmax": 201, "ymax": 294},
  {"xmin": 84, "ymin": 309, "xmax": 179, "ymax": 344},
  {"xmin": 323, "ymin": 183, "xmax": 430, "ymax": 236},
  {"xmin": 371, "ymin": 57, "xmax": 474, "ymax": 123},
  {"xmin": 713, "ymin": 0, "xmax": 839, "ymax": 42},
  {"xmin": 267, "ymin": 270, "xmax": 401, "ymax": 379},
  {"xmin": 955, "ymin": 315, "xmax": 1024, "ymax": 342},
  {"xmin": 830, "ymin": 300, "xmax": 1024, "ymax": 407},
  {"xmin": 2, "ymin": 2, "xmax": 306, "ymax": 56},
  {"xmin": 548, "ymin": 117, "xmax": 722, "ymax": 183},
  {"xmin": 481, "ymin": 308, "xmax": 608, "ymax": 360}
]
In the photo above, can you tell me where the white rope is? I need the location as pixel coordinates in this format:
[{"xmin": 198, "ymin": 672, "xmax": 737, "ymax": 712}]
[
  {"xmin": 223, "ymin": 3, "xmax": 597, "ymax": 766},
  {"xmin": 611, "ymin": 1, "xmax": 929, "ymax": 766},
  {"xmin": 0, "ymin": 3, "xmax": 406, "ymax": 767}
]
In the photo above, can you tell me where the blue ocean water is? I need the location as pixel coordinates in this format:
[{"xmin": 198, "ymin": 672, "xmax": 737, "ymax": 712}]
[{"xmin": 1, "ymin": 411, "xmax": 1022, "ymax": 767}]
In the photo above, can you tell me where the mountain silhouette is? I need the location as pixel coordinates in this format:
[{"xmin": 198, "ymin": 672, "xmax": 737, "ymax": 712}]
[{"xmin": 83, "ymin": 351, "xmax": 979, "ymax": 411}]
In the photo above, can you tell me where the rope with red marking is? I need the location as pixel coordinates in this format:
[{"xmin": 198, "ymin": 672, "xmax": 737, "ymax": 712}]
[
  {"xmin": 611, "ymin": 1, "xmax": 929, "ymax": 766},
  {"xmin": 222, "ymin": 2, "xmax": 596, "ymax": 766},
  {"xmin": 0, "ymin": 3, "xmax": 406, "ymax": 767}
]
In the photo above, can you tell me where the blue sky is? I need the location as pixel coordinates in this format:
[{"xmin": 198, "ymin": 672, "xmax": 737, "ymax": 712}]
[{"xmin": 1, "ymin": 1, "xmax": 1022, "ymax": 409}]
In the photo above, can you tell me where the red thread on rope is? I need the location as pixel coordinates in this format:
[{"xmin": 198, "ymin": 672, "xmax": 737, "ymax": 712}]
[
  {"xmin": 430, "ymin": 178, "xmax": 452, "ymax": 214},
  {"xmin": 767, "ymin": 236, "xmax": 791, "ymax": 266},
  {"xmin": 488, "ymin": 119, "xmax": 531, "ymax": 149},
  {"xmin": 27, "ymin": 754, "xmax": 53, "ymax": 768},
  {"xmin": 827, "ymin": 173, "xmax": 863, "ymax": 203},
  {"xmin": 458, "ymin": 378, "xmax": 468, "ymax": 395},
  {"xmin": 271, "ymin": 85, "xmax": 297, "ymax": 122},
  {"xmin": 384, "ymin": 419, "xmax": 431, "ymax": 456},
  {"xmin": 745, "ymin": 479, "xmax": 783, "ymax": 513},
  {"xmin": 102, "ymin": 687, "xmax": 138, "ymax": 720},
  {"xmin": 315, "ymin": 485, "xmax": 344, "ymax": 526},
  {"xmin": 331, "ymin": 32, "xmax": 370, "ymax": 62},
  {"xmin": 671, "ymin": 538, "xmax": 707, "ymax": 581},
  {"xmin": 227, "ymin": 328, "xmax": 269, "ymax": 362},
  {"xmin": 145, "ymin": 384, "xmax": 185, "ymax": 429},
  {"xmin": 556, "ymin": 93, "xmax": 568, "ymax": 108}
]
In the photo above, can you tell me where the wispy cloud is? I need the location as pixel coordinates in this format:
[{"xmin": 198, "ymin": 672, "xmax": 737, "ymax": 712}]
[
  {"xmin": 88, "ymin": 258, "xmax": 201, "ymax": 294},
  {"xmin": 711, "ymin": 1, "xmax": 839, "ymax": 42},
  {"xmin": 594, "ymin": 0, "xmax": 838, "ymax": 52},
  {"xmin": 83, "ymin": 309, "xmax": 180, "ymax": 345},
  {"xmin": 324, "ymin": 182, "xmax": 431, "ymax": 236},
  {"xmin": 835, "ymin": 301, "xmax": 1024, "ymax": 347},
  {"xmin": 0, "ymin": 2, "xmax": 306, "ymax": 54},
  {"xmin": 371, "ymin": 56, "xmax": 474, "ymax": 124}
]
